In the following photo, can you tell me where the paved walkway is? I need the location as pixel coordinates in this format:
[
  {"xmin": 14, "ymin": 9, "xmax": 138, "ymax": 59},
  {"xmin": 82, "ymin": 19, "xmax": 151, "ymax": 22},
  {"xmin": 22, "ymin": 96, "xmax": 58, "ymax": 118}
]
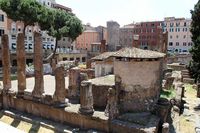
[
  {"xmin": 0, "ymin": 121, "xmax": 25, "ymax": 133},
  {"xmin": 11, "ymin": 75, "xmax": 69, "ymax": 96}
]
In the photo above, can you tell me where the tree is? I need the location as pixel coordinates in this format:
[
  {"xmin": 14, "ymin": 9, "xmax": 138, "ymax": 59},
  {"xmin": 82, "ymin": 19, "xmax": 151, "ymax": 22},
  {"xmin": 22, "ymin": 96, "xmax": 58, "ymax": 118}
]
[
  {"xmin": 0, "ymin": 0, "xmax": 43, "ymax": 33},
  {"xmin": 189, "ymin": 0, "xmax": 200, "ymax": 82},
  {"xmin": 39, "ymin": 9, "xmax": 83, "ymax": 58}
]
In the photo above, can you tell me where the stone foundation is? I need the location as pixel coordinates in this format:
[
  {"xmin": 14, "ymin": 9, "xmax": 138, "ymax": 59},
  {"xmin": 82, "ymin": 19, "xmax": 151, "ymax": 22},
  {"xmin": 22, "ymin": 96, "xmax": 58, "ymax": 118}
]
[{"xmin": 1, "ymin": 93, "xmax": 109, "ymax": 132}]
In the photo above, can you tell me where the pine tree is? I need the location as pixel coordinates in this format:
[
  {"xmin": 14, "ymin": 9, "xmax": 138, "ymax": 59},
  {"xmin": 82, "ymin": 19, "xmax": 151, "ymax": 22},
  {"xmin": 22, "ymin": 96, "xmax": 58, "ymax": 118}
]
[{"xmin": 189, "ymin": 0, "xmax": 200, "ymax": 82}]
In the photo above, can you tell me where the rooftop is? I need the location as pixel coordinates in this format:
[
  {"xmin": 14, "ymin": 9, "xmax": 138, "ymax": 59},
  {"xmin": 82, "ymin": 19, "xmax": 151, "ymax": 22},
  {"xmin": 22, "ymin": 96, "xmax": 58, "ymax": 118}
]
[
  {"xmin": 112, "ymin": 47, "xmax": 165, "ymax": 59},
  {"xmin": 91, "ymin": 52, "xmax": 116, "ymax": 61},
  {"xmin": 90, "ymin": 75, "xmax": 115, "ymax": 86}
]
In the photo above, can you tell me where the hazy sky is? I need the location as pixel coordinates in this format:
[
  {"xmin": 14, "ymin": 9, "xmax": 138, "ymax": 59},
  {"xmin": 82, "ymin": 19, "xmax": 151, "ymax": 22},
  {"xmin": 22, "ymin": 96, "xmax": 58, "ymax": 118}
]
[{"xmin": 56, "ymin": 0, "xmax": 198, "ymax": 27}]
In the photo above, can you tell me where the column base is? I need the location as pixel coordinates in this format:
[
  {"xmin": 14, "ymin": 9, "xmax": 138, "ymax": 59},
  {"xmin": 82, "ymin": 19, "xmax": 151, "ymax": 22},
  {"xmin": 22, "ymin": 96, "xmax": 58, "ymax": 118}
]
[
  {"xmin": 53, "ymin": 98, "xmax": 70, "ymax": 108},
  {"xmin": 79, "ymin": 107, "xmax": 94, "ymax": 115},
  {"xmin": 16, "ymin": 91, "xmax": 24, "ymax": 98}
]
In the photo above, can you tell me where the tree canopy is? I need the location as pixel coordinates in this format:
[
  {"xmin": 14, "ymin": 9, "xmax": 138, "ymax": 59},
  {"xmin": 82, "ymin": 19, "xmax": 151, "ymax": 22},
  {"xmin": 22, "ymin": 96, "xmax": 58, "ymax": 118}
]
[
  {"xmin": 189, "ymin": 0, "xmax": 200, "ymax": 82},
  {"xmin": 0, "ymin": 0, "xmax": 43, "ymax": 32},
  {"xmin": 0, "ymin": 0, "xmax": 83, "ymax": 57},
  {"xmin": 38, "ymin": 8, "xmax": 83, "ymax": 57}
]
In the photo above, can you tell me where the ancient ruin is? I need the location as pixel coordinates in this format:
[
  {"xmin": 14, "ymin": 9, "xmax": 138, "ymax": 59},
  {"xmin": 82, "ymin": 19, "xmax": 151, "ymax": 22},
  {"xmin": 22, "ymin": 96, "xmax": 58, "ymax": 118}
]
[{"xmin": 0, "ymin": 33, "xmax": 180, "ymax": 132}]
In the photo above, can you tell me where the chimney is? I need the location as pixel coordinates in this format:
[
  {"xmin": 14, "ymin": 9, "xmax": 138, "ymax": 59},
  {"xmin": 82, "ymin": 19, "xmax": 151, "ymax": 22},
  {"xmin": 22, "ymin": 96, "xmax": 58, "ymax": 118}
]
[{"xmin": 100, "ymin": 40, "xmax": 106, "ymax": 53}]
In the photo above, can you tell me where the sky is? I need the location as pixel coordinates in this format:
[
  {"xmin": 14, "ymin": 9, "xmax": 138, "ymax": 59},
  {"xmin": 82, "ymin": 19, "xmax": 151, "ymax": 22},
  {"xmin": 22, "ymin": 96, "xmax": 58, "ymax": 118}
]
[{"xmin": 56, "ymin": 0, "xmax": 198, "ymax": 27}]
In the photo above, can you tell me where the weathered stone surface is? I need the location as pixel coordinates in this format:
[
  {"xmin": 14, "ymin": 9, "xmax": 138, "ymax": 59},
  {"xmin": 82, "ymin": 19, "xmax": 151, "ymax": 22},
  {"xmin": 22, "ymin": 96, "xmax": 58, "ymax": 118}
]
[
  {"xmin": 164, "ymin": 77, "xmax": 175, "ymax": 90},
  {"xmin": 183, "ymin": 78, "xmax": 195, "ymax": 84},
  {"xmin": 79, "ymin": 81, "xmax": 94, "ymax": 115},
  {"xmin": 3, "ymin": 95, "xmax": 109, "ymax": 132},
  {"xmin": 1, "ymin": 34, "xmax": 11, "ymax": 91},
  {"xmin": 105, "ymin": 88, "xmax": 119, "ymax": 120},
  {"xmin": 53, "ymin": 66, "xmax": 67, "ymax": 103},
  {"xmin": 51, "ymin": 58, "xmax": 57, "ymax": 73},
  {"xmin": 32, "ymin": 32, "xmax": 44, "ymax": 99},
  {"xmin": 162, "ymin": 123, "xmax": 169, "ymax": 133},
  {"xmin": 154, "ymin": 98, "xmax": 170, "ymax": 124},
  {"xmin": 68, "ymin": 68, "xmax": 80, "ymax": 98},
  {"xmin": 17, "ymin": 33, "xmax": 26, "ymax": 96},
  {"xmin": 111, "ymin": 113, "xmax": 160, "ymax": 133}
]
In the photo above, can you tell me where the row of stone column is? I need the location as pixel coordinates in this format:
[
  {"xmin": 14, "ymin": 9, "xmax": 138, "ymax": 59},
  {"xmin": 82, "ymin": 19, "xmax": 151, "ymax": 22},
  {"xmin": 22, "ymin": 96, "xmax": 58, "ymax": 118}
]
[{"xmin": 1, "ymin": 33, "xmax": 66, "ymax": 104}]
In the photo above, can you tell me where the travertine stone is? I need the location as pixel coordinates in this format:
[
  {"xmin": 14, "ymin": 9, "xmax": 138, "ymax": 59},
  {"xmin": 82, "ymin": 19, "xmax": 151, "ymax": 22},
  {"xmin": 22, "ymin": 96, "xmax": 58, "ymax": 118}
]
[
  {"xmin": 105, "ymin": 88, "xmax": 119, "ymax": 120},
  {"xmin": 32, "ymin": 32, "xmax": 44, "ymax": 99},
  {"xmin": 2, "ymin": 34, "xmax": 11, "ymax": 91},
  {"xmin": 79, "ymin": 80, "xmax": 94, "ymax": 115},
  {"xmin": 17, "ymin": 33, "xmax": 26, "ymax": 96},
  {"xmin": 51, "ymin": 58, "xmax": 57, "ymax": 73},
  {"xmin": 53, "ymin": 66, "xmax": 66, "ymax": 103},
  {"xmin": 162, "ymin": 123, "xmax": 169, "ymax": 133}
]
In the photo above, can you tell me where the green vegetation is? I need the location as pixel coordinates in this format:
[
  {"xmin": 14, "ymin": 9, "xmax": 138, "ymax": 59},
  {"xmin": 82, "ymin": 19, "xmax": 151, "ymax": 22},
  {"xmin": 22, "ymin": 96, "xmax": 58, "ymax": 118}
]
[
  {"xmin": 0, "ymin": 0, "xmax": 83, "ymax": 59},
  {"xmin": 188, "ymin": 0, "xmax": 200, "ymax": 82},
  {"xmin": 160, "ymin": 88, "xmax": 176, "ymax": 99}
]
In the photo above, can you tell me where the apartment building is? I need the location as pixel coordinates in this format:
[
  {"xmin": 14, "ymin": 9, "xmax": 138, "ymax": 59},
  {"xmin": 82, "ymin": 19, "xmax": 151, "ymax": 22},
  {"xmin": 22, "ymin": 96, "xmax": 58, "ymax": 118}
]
[
  {"xmin": 163, "ymin": 17, "xmax": 192, "ymax": 54},
  {"xmin": 119, "ymin": 21, "xmax": 167, "ymax": 53}
]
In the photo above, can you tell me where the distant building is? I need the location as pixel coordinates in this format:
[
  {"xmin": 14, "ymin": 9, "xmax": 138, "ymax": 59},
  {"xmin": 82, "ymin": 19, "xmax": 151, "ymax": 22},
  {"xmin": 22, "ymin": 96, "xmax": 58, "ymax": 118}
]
[
  {"xmin": 0, "ymin": 0, "xmax": 73, "ymax": 67},
  {"xmin": 107, "ymin": 21, "xmax": 120, "ymax": 51},
  {"xmin": 163, "ymin": 17, "xmax": 192, "ymax": 54},
  {"xmin": 119, "ymin": 21, "xmax": 167, "ymax": 53},
  {"xmin": 75, "ymin": 29, "xmax": 100, "ymax": 50}
]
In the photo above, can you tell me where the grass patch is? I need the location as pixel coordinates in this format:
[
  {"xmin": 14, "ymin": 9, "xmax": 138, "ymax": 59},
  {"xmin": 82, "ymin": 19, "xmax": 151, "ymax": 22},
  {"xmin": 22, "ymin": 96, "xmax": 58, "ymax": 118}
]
[{"xmin": 160, "ymin": 88, "xmax": 176, "ymax": 99}]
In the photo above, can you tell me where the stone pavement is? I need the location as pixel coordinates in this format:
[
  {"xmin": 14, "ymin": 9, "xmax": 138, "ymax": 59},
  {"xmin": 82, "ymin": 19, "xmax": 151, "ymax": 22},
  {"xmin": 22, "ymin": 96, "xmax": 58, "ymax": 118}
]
[
  {"xmin": 0, "ymin": 121, "xmax": 25, "ymax": 133},
  {"xmin": 11, "ymin": 75, "xmax": 69, "ymax": 96}
]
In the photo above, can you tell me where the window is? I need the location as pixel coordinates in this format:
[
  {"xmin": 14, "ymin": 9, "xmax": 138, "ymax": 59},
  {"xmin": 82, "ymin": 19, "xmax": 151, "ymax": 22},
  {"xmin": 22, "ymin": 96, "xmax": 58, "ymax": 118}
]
[
  {"xmin": 63, "ymin": 38, "xmax": 65, "ymax": 41},
  {"xmin": 185, "ymin": 28, "xmax": 188, "ymax": 32},
  {"xmin": 29, "ymin": 37, "xmax": 32, "ymax": 41},
  {"xmin": 176, "ymin": 35, "xmax": 179, "ymax": 39},
  {"xmin": 0, "ymin": 29, "xmax": 4, "ymax": 36},
  {"xmin": 18, "ymin": 28, "xmax": 21, "ymax": 32},
  {"xmin": 0, "ymin": 14, "xmax": 4, "ymax": 22},
  {"xmin": 188, "ymin": 42, "xmax": 193, "ymax": 46},
  {"xmin": 11, "ymin": 35, "xmax": 16, "ymax": 40},
  {"xmin": 170, "ymin": 35, "xmax": 173, "ymax": 39},
  {"xmin": 176, "ymin": 42, "xmax": 179, "ymax": 46},
  {"xmin": 47, "ymin": 38, "xmax": 50, "ymax": 41},
  {"xmin": 183, "ymin": 35, "xmax": 186, "ymax": 39},
  {"xmin": 184, "ymin": 22, "xmax": 187, "ymax": 26},
  {"xmin": 183, "ymin": 42, "xmax": 187, "ymax": 46},
  {"xmin": 169, "ymin": 42, "xmax": 173, "ymax": 46},
  {"xmin": 24, "ymin": 36, "xmax": 27, "ymax": 40}
]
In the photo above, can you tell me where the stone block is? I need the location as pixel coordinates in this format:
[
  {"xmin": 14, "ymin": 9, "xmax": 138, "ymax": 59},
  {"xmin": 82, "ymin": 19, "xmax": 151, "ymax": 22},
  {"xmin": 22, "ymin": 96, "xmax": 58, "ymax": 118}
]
[{"xmin": 183, "ymin": 78, "xmax": 195, "ymax": 84}]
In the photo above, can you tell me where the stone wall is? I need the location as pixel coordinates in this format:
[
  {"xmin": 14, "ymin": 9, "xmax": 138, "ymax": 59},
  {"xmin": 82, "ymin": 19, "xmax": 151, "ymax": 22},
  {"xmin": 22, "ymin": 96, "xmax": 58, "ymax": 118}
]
[
  {"xmin": 92, "ymin": 85, "xmax": 110, "ymax": 108},
  {"xmin": 95, "ymin": 60, "xmax": 113, "ymax": 77},
  {"xmin": 114, "ymin": 60, "xmax": 162, "ymax": 112},
  {"xmin": 2, "ymin": 95, "xmax": 109, "ymax": 132}
]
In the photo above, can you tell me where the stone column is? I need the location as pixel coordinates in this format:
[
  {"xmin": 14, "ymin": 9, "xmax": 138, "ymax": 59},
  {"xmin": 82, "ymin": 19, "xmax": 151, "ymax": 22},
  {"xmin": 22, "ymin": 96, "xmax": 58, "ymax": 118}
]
[
  {"xmin": 51, "ymin": 58, "xmax": 57, "ymax": 74},
  {"xmin": 2, "ymin": 34, "xmax": 11, "ymax": 91},
  {"xmin": 17, "ymin": 33, "xmax": 26, "ymax": 96},
  {"xmin": 105, "ymin": 88, "xmax": 119, "ymax": 120},
  {"xmin": 79, "ymin": 80, "xmax": 94, "ymax": 115},
  {"xmin": 53, "ymin": 66, "xmax": 66, "ymax": 104},
  {"xmin": 32, "ymin": 32, "xmax": 44, "ymax": 99}
]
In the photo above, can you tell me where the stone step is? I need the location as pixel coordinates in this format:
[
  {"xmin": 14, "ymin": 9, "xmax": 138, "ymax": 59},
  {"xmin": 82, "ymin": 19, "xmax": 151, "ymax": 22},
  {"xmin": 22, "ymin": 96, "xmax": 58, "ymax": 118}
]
[{"xmin": 1, "ymin": 109, "xmax": 103, "ymax": 133}]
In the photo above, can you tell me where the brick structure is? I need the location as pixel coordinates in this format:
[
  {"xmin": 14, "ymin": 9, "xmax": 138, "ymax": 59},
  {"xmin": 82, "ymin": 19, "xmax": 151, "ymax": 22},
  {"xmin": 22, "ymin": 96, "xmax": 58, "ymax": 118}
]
[
  {"xmin": 1, "ymin": 35, "xmax": 11, "ymax": 91},
  {"xmin": 17, "ymin": 33, "xmax": 26, "ymax": 96},
  {"xmin": 32, "ymin": 32, "xmax": 44, "ymax": 99},
  {"xmin": 119, "ymin": 21, "xmax": 167, "ymax": 53}
]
